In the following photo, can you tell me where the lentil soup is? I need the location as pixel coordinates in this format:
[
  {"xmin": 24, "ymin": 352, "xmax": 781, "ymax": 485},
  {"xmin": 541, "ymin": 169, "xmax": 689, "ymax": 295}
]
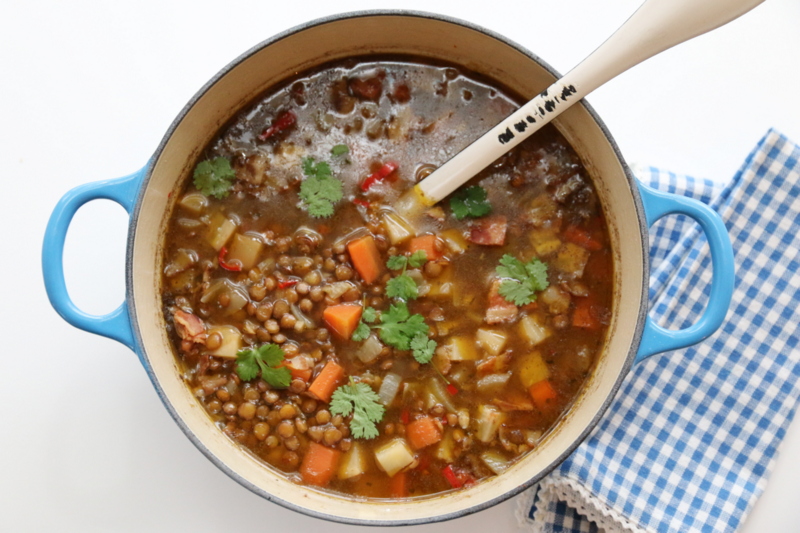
[{"xmin": 160, "ymin": 58, "xmax": 613, "ymax": 498}]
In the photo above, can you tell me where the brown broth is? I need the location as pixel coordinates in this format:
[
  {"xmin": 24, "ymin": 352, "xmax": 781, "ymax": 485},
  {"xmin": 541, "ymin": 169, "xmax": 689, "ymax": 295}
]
[{"xmin": 160, "ymin": 58, "xmax": 612, "ymax": 499}]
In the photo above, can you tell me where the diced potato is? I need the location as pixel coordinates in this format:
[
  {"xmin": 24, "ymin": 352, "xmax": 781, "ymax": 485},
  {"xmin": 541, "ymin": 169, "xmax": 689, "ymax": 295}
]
[
  {"xmin": 382, "ymin": 212, "xmax": 416, "ymax": 244},
  {"xmin": 475, "ymin": 405, "xmax": 506, "ymax": 443},
  {"xmin": 440, "ymin": 229, "xmax": 469, "ymax": 255},
  {"xmin": 476, "ymin": 328, "xmax": 507, "ymax": 356},
  {"xmin": 374, "ymin": 438, "xmax": 415, "ymax": 477},
  {"xmin": 528, "ymin": 194, "xmax": 561, "ymax": 227},
  {"xmin": 338, "ymin": 441, "xmax": 368, "ymax": 480},
  {"xmin": 178, "ymin": 192, "xmax": 208, "ymax": 214},
  {"xmin": 552, "ymin": 242, "xmax": 591, "ymax": 278},
  {"xmin": 427, "ymin": 268, "xmax": 454, "ymax": 299},
  {"xmin": 529, "ymin": 228, "xmax": 562, "ymax": 257},
  {"xmin": 227, "ymin": 233, "xmax": 264, "ymax": 270},
  {"xmin": 440, "ymin": 336, "xmax": 478, "ymax": 361},
  {"xmin": 206, "ymin": 212, "xmax": 237, "ymax": 251},
  {"xmin": 206, "ymin": 325, "xmax": 242, "ymax": 358},
  {"xmin": 519, "ymin": 314, "xmax": 551, "ymax": 346},
  {"xmin": 434, "ymin": 430, "xmax": 456, "ymax": 463},
  {"xmin": 518, "ymin": 351, "xmax": 551, "ymax": 387}
]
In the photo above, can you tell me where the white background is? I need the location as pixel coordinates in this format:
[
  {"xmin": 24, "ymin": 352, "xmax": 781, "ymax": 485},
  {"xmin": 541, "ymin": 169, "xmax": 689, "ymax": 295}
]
[{"xmin": 3, "ymin": 0, "xmax": 800, "ymax": 531}]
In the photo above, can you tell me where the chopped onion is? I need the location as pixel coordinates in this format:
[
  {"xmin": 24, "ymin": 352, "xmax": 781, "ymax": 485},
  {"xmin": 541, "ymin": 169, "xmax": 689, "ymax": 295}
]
[
  {"xmin": 322, "ymin": 281, "xmax": 354, "ymax": 299},
  {"xmin": 356, "ymin": 334, "xmax": 383, "ymax": 364},
  {"xmin": 378, "ymin": 372, "xmax": 403, "ymax": 406}
]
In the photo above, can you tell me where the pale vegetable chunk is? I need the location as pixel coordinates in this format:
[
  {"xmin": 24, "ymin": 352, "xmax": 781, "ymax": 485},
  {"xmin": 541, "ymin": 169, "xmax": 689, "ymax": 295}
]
[
  {"xmin": 374, "ymin": 438, "xmax": 415, "ymax": 477},
  {"xmin": 382, "ymin": 212, "xmax": 416, "ymax": 244},
  {"xmin": 475, "ymin": 404, "xmax": 506, "ymax": 443},
  {"xmin": 227, "ymin": 233, "xmax": 264, "ymax": 270},
  {"xmin": 518, "ymin": 351, "xmax": 551, "ymax": 387},
  {"xmin": 481, "ymin": 450, "xmax": 512, "ymax": 475},
  {"xmin": 552, "ymin": 242, "xmax": 591, "ymax": 278},
  {"xmin": 476, "ymin": 328, "xmax": 507, "ymax": 356},
  {"xmin": 206, "ymin": 325, "xmax": 242, "ymax": 358},
  {"xmin": 178, "ymin": 192, "xmax": 208, "ymax": 214},
  {"xmin": 519, "ymin": 314, "xmax": 551, "ymax": 346},
  {"xmin": 206, "ymin": 212, "xmax": 237, "ymax": 251},
  {"xmin": 338, "ymin": 441, "xmax": 368, "ymax": 480},
  {"xmin": 438, "ymin": 336, "xmax": 477, "ymax": 361}
]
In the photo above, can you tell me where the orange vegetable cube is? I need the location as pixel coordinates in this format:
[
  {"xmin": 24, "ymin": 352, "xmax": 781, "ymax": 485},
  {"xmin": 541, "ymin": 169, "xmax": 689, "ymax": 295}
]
[
  {"xmin": 300, "ymin": 442, "xmax": 342, "ymax": 487},
  {"xmin": 307, "ymin": 360, "xmax": 346, "ymax": 403},
  {"xmin": 406, "ymin": 416, "xmax": 443, "ymax": 450},
  {"xmin": 323, "ymin": 304, "xmax": 363, "ymax": 339},
  {"xmin": 347, "ymin": 235, "xmax": 383, "ymax": 284},
  {"xmin": 408, "ymin": 234, "xmax": 442, "ymax": 260}
]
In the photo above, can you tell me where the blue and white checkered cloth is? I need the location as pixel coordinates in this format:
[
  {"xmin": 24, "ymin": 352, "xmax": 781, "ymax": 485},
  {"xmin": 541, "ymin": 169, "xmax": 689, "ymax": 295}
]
[{"xmin": 517, "ymin": 129, "xmax": 800, "ymax": 533}]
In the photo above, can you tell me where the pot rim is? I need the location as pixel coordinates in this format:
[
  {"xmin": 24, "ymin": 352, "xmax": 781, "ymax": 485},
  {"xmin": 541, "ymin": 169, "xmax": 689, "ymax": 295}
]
[{"xmin": 126, "ymin": 9, "xmax": 649, "ymax": 526}]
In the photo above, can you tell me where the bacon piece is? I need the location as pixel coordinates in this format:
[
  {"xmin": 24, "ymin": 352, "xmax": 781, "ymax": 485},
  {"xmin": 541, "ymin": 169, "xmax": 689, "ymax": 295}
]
[
  {"xmin": 468, "ymin": 215, "xmax": 507, "ymax": 246},
  {"xmin": 173, "ymin": 310, "xmax": 207, "ymax": 344},
  {"xmin": 485, "ymin": 279, "xmax": 518, "ymax": 324},
  {"xmin": 476, "ymin": 351, "xmax": 512, "ymax": 377}
]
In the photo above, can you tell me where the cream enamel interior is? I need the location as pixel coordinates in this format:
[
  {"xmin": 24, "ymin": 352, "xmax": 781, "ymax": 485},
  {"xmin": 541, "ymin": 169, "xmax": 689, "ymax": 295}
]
[{"xmin": 130, "ymin": 13, "xmax": 645, "ymax": 524}]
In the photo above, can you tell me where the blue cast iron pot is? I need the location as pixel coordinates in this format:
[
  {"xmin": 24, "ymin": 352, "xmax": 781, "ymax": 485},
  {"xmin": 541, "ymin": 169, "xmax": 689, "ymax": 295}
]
[{"xmin": 41, "ymin": 11, "xmax": 734, "ymax": 526}]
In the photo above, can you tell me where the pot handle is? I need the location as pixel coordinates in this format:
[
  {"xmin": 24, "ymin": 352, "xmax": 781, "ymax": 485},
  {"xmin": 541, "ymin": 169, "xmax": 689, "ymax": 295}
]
[
  {"xmin": 635, "ymin": 182, "xmax": 735, "ymax": 363},
  {"xmin": 42, "ymin": 167, "xmax": 147, "ymax": 351}
]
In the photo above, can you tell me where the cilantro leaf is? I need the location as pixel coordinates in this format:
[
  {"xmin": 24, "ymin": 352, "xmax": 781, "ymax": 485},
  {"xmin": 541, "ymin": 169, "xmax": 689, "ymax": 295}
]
[
  {"xmin": 374, "ymin": 302, "xmax": 429, "ymax": 351},
  {"xmin": 330, "ymin": 380, "xmax": 385, "ymax": 439},
  {"xmin": 386, "ymin": 255, "xmax": 407, "ymax": 271},
  {"xmin": 351, "ymin": 321, "xmax": 371, "ymax": 342},
  {"xmin": 235, "ymin": 343, "xmax": 291, "ymax": 388},
  {"xmin": 450, "ymin": 185, "xmax": 492, "ymax": 220},
  {"xmin": 299, "ymin": 157, "xmax": 344, "ymax": 218},
  {"xmin": 408, "ymin": 250, "xmax": 428, "ymax": 268},
  {"xmin": 331, "ymin": 144, "xmax": 349, "ymax": 157},
  {"xmin": 410, "ymin": 332, "xmax": 436, "ymax": 364},
  {"xmin": 362, "ymin": 306, "xmax": 377, "ymax": 323},
  {"xmin": 193, "ymin": 157, "xmax": 236, "ymax": 199},
  {"xmin": 495, "ymin": 254, "xmax": 550, "ymax": 306},
  {"xmin": 386, "ymin": 274, "xmax": 418, "ymax": 301}
]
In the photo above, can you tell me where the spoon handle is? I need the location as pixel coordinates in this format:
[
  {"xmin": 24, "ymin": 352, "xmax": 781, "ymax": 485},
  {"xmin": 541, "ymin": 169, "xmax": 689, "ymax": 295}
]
[{"xmin": 415, "ymin": 0, "xmax": 765, "ymax": 205}]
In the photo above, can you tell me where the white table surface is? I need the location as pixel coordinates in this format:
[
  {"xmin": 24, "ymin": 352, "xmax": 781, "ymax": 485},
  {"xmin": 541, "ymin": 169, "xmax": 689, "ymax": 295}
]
[{"xmin": 4, "ymin": 0, "xmax": 800, "ymax": 531}]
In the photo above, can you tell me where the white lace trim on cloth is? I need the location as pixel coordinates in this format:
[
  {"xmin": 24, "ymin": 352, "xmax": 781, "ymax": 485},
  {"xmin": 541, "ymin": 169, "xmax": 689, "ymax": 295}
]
[{"xmin": 514, "ymin": 477, "xmax": 656, "ymax": 533}]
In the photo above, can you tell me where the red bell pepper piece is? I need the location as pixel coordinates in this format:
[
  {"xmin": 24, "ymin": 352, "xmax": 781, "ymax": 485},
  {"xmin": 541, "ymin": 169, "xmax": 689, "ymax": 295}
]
[
  {"xmin": 278, "ymin": 279, "xmax": 299, "ymax": 289},
  {"xmin": 361, "ymin": 162, "xmax": 398, "ymax": 191},
  {"xmin": 218, "ymin": 247, "xmax": 241, "ymax": 272},
  {"xmin": 258, "ymin": 110, "xmax": 296, "ymax": 141}
]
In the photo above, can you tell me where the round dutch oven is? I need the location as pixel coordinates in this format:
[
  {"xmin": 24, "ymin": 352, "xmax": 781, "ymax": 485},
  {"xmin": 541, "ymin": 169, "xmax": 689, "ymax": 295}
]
[{"xmin": 42, "ymin": 11, "xmax": 734, "ymax": 526}]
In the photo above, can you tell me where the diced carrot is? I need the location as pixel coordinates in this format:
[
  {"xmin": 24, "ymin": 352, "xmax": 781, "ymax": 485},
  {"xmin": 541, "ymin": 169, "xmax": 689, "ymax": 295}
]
[
  {"xmin": 563, "ymin": 225, "xmax": 603, "ymax": 251},
  {"xmin": 389, "ymin": 471, "xmax": 409, "ymax": 498},
  {"xmin": 408, "ymin": 234, "xmax": 442, "ymax": 260},
  {"xmin": 300, "ymin": 442, "xmax": 342, "ymax": 487},
  {"xmin": 529, "ymin": 379, "xmax": 558, "ymax": 409},
  {"xmin": 307, "ymin": 360, "xmax": 346, "ymax": 403},
  {"xmin": 323, "ymin": 304, "xmax": 363, "ymax": 339},
  {"xmin": 347, "ymin": 235, "xmax": 383, "ymax": 284},
  {"xmin": 406, "ymin": 416, "xmax": 443, "ymax": 450},
  {"xmin": 572, "ymin": 296, "xmax": 601, "ymax": 330}
]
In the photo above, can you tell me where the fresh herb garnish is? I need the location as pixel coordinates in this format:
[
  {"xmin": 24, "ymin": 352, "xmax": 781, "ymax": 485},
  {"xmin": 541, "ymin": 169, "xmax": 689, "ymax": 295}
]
[
  {"xmin": 331, "ymin": 144, "xmax": 349, "ymax": 157},
  {"xmin": 330, "ymin": 378, "xmax": 385, "ymax": 439},
  {"xmin": 495, "ymin": 254, "xmax": 549, "ymax": 306},
  {"xmin": 374, "ymin": 302, "xmax": 430, "ymax": 351},
  {"xmin": 193, "ymin": 157, "xmax": 236, "ymax": 199},
  {"xmin": 387, "ymin": 250, "xmax": 428, "ymax": 271},
  {"xmin": 235, "ymin": 343, "xmax": 292, "ymax": 388},
  {"xmin": 409, "ymin": 332, "xmax": 436, "ymax": 364},
  {"xmin": 298, "ymin": 157, "xmax": 344, "ymax": 218},
  {"xmin": 386, "ymin": 274, "xmax": 419, "ymax": 301},
  {"xmin": 384, "ymin": 251, "xmax": 428, "ymax": 301},
  {"xmin": 351, "ymin": 306, "xmax": 377, "ymax": 342},
  {"xmin": 450, "ymin": 185, "xmax": 492, "ymax": 220}
]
